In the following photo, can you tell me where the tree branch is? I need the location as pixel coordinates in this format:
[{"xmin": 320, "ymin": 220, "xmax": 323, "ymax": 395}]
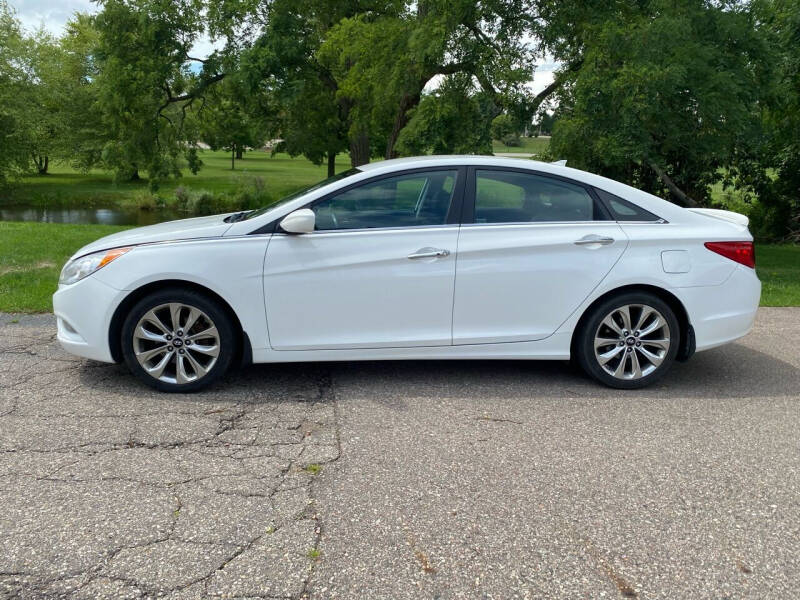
[{"xmin": 648, "ymin": 161, "xmax": 698, "ymax": 207}]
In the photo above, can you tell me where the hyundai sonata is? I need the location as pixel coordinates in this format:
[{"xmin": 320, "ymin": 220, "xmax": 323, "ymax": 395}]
[{"xmin": 53, "ymin": 156, "xmax": 760, "ymax": 391}]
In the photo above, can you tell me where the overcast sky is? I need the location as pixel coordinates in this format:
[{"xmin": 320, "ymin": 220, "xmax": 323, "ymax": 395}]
[{"xmin": 12, "ymin": 0, "xmax": 557, "ymax": 94}]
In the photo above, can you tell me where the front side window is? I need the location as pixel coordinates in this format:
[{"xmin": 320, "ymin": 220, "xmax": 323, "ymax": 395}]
[
  {"xmin": 474, "ymin": 170, "xmax": 605, "ymax": 223},
  {"xmin": 313, "ymin": 170, "xmax": 458, "ymax": 231}
]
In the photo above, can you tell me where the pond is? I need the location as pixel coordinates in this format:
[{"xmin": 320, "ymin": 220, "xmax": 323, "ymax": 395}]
[{"xmin": 0, "ymin": 206, "xmax": 185, "ymax": 226}]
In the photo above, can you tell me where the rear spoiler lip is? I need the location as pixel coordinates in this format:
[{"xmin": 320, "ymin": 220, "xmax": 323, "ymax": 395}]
[{"xmin": 687, "ymin": 207, "xmax": 749, "ymax": 227}]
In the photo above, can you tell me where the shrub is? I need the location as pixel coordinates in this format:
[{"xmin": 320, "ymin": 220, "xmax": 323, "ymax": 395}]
[
  {"xmin": 501, "ymin": 134, "xmax": 522, "ymax": 147},
  {"xmin": 233, "ymin": 175, "xmax": 273, "ymax": 210},
  {"xmin": 187, "ymin": 190, "xmax": 217, "ymax": 215},
  {"xmin": 174, "ymin": 186, "xmax": 190, "ymax": 212},
  {"xmin": 132, "ymin": 189, "xmax": 158, "ymax": 211}
]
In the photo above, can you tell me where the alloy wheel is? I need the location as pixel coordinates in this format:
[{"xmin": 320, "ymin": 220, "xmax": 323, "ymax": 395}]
[
  {"xmin": 132, "ymin": 302, "xmax": 220, "ymax": 385},
  {"xmin": 593, "ymin": 304, "xmax": 671, "ymax": 380}
]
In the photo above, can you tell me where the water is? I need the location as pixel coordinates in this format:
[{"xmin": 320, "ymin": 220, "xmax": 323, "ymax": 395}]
[{"xmin": 0, "ymin": 206, "xmax": 185, "ymax": 226}]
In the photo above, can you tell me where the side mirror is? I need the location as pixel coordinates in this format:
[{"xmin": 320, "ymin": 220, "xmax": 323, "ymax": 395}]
[{"xmin": 279, "ymin": 209, "xmax": 315, "ymax": 234}]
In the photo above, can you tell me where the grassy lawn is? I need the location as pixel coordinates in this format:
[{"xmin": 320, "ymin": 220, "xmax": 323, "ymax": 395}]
[
  {"xmin": 1, "ymin": 221, "xmax": 796, "ymax": 312},
  {"xmin": 0, "ymin": 222, "xmax": 131, "ymax": 312},
  {"xmin": 492, "ymin": 137, "xmax": 551, "ymax": 155},
  {"xmin": 3, "ymin": 150, "xmax": 352, "ymax": 209},
  {"xmin": 756, "ymin": 245, "xmax": 800, "ymax": 306}
]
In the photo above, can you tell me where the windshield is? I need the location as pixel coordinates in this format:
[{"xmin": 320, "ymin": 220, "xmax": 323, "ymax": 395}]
[{"xmin": 244, "ymin": 168, "xmax": 362, "ymax": 220}]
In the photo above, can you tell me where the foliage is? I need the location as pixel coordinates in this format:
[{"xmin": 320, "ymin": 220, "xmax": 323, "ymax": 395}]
[
  {"xmin": 549, "ymin": 0, "xmax": 769, "ymax": 208},
  {"xmin": 490, "ymin": 114, "xmax": 517, "ymax": 142},
  {"xmin": 0, "ymin": 2, "xmax": 35, "ymax": 184},
  {"xmin": 753, "ymin": 0, "xmax": 800, "ymax": 241},
  {"xmin": 196, "ymin": 77, "xmax": 271, "ymax": 167},
  {"xmin": 395, "ymin": 75, "xmax": 494, "ymax": 156},
  {"xmin": 90, "ymin": 0, "xmax": 237, "ymax": 187},
  {"xmin": 239, "ymin": 0, "xmax": 352, "ymax": 175}
]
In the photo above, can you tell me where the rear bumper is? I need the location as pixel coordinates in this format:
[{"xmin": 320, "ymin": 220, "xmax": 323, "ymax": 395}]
[
  {"xmin": 675, "ymin": 265, "xmax": 761, "ymax": 352},
  {"xmin": 52, "ymin": 276, "xmax": 125, "ymax": 362}
]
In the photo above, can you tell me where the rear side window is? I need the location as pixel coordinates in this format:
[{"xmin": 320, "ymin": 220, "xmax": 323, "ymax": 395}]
[
  {"xmin": 595, "ymin": 188, "xmax": 662, "ymax": 222},
  {"xmin": 474, "ymin": 170, "xmax": 607, "ymax": 223}
]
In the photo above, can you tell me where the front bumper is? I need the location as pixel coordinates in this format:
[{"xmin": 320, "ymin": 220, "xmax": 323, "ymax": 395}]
[
  {"xmin": 52, "ymin": 276, "xmax": 126, "ymax": 362},
  {"xmin": 675, "ymin": 265, "xmax": 761, "ymax": 352}
]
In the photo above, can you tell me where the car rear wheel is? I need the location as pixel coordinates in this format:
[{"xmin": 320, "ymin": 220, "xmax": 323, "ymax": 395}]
[
  {"xmin": 576, "ymin": 292, "xmax": 680, "ymax": 389},
  {"xmin": 121, "ymin": 289, "xmax": 236, "ymax": 392}
]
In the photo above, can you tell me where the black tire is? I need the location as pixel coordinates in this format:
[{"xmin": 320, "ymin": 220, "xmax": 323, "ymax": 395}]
[
  {"xmin": 121, "ymin": 288, "xmax": 236, "ymax": 392},
  {"xmin": 575, "ymin": 291, "xmax": 680, "ymax": 389}
]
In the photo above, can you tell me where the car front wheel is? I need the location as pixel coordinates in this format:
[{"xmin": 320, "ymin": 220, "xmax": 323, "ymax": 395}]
[
  {"xmin": 121, "ymin": 289, "xmax": 236, "ymax": 392},
  {"xmin": 576, "ymin": 292, "xmax": 680, "ymax": 389}
]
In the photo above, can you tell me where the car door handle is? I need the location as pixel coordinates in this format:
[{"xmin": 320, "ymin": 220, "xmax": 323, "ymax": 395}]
[
  {"xmin": 408, "ymin": 248, "xmax": 451, "ymax": 259},
  {"xmin": 574, "ymin": 235, "xmax": 615, "ymax": 246}
]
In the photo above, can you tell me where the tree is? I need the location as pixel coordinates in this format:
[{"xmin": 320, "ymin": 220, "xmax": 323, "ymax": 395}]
[
  {"xmin": 0, "ymin": 1, "xmax": 34, "ymax": 184},
  {"xmin": 548, "ymin": 0, "xmax": 769, "ymax": 207},
  {"xmin": 90, "ymin": 0, "xmax": 232, "ymax": 187},
  {"xmin": 396, "ymin": 74, "xmax": 494, "ymax": 155},
  {"xmin": 316, "ymin": 0, "xmax": 545, "ymax": 164},
  {"xmin": 197, "ymin": 77, "xmax": 270, "ymax": 169},
  {"xmin": 744, "ymin": 0, "xmax": 800, "ymax": 240},
  {"xmin": 238, "ymin": 0, "xmax": 363, "ymax": 175}
]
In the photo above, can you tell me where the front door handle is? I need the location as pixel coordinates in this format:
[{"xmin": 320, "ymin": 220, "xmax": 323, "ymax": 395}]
[
  {"xmin": 408, "ymin": 247, "xmax": 451, "ymax": 259},
  {"xmin": 574, "ymin": 235, "xmax": 615, "ymax": 246}
]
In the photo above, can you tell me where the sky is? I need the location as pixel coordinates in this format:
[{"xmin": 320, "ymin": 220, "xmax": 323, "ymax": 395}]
[{"xmin": 12, "ymin": 0, "xmax": 557, "ymax": 94}]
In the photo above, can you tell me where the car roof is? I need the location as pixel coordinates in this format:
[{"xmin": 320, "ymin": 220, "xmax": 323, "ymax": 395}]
[{"xmin": 358, "ymin": 155, "xmax": 548, "ymax": 172}]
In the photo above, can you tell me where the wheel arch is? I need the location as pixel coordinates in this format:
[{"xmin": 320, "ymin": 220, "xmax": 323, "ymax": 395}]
[
  {"xmin": 108, "ymin": 279, "xmax": 252, "ymax": 366},
  {"xmin": 570, "ymin": 284, "xmax": 695, "ymax": 362}
]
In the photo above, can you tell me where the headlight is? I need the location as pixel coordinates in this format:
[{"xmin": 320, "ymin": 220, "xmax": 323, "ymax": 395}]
[{"xmin": 59, "ymin": 247, "xmax": 132, "ymax": 285}]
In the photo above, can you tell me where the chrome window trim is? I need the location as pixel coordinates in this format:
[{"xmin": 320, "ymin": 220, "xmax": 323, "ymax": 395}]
[{"xmin": 271, "ymin": 223, "xmax": 461, "ymax": 238}]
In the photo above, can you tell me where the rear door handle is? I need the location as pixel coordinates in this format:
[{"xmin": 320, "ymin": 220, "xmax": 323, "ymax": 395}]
[
  {"xmin": 574, "ymin": 235, "xmax": 615, "ymax": 246},
  {"xmin": 408, "ymin": 247, "xmax": 450, "ymax": 259}
]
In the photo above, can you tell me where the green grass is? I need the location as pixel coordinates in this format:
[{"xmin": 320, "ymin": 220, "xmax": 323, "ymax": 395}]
[
  {"xmin": 756, "ymin": 245, "xmax": 800, "ymax": 306},
  {"xmin": 0, "ymin": 221, "xmax": 131, "ymax": 312},
  {"xmin": 4, "ymin": 150, "xmax": 351, "ymax": 209},
  {"xmin": 492, "ymin": 136, "xmax": 550, "ymax": 155},
  {"xmin": 1, "ymin": 220, "xmax": 796, "ymax": 313}
]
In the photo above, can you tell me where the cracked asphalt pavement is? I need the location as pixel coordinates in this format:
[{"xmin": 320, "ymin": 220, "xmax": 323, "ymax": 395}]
[{"xmin": 1, "ymin": 309, "xmax": 799, "ymax": 599}]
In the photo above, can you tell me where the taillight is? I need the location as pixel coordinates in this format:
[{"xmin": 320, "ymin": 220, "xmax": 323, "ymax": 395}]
[{"xmin": 704, "ymin": 241, "xmax": 755, "ymax": 268}]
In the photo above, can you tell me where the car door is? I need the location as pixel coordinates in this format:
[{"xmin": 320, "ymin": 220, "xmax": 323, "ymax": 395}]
[
  {"xmin": 264, "ymin": 167, "xmax": 464, "ymax": 350},
  {"xmin": 452, "ymin": 167, "xmax": 627, "ymax": 345}
]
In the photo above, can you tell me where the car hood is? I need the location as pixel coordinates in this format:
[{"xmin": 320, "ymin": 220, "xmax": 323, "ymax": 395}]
[{"xmin": 70, "ymin": 214, "xmax": 233, "ymax": 259}]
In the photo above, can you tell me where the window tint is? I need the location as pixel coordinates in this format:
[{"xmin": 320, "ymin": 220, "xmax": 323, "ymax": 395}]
[
  {"xmin": 312, "ymin": 170, "xmax": 458, "ymax": 231},
  {"xmin": 474, "ymin": 170, "xmax": 603, "ymax": 223},
  {"xmin": 594, "ymin": 188, "xmax": 662, "ymax": 222}
]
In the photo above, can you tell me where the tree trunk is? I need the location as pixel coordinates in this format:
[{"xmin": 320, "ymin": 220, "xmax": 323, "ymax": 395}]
[
  {"xmin": 385, "ymin": 92, "xmax": 421, "ymax": 159},
  {"xmin": 349, "ymin": 132, "xmax": 370, "ymax": 167},
  {"xmin": 648, "ymin": 161, "xmax": 698, "ymax": 207},
  {"xmin": 34, "ymin": 155, "xmax": 49, "ymax": 174},
  {"xmin": 327, "ymin": 151, "xmax": 336, "ymax": 177},
  {"xmin": 231, "ymin": 145, "xmax": 235, "ymax": 170},
  {"xmin": 236, "ymin": 147, "xmax": 243, "ymax": 160}
]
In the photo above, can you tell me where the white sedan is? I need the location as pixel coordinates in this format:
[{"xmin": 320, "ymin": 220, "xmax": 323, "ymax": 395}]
[{"xmin": 53, "ymin": 156, "xmax": 760, "ymax": 391}]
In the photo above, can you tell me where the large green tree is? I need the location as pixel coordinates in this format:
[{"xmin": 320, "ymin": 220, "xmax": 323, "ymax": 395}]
[
  {"xmin": 746, "ymin": 0, "xmax": 800, "ymax": 240},
  {"xmin": 0, "ymin": 1, "xmax": 34, "ymax": 184},
  {"xmin": 90, "ymin": 0, "xmax": 234, "ymax": 186},
  {"xmin": 548, "ymin": 0, "xmax": 769, "ymax": 207}
]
